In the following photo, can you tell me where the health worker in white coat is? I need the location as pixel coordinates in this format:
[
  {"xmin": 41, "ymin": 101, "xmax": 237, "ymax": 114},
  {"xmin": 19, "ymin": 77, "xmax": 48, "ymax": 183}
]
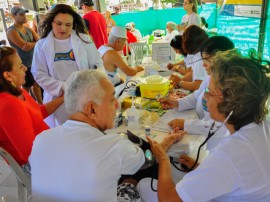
[
  {"xmin": 169, "ymin": 25, "xmax": 208, "ymax": 92},
  {"xmin": 139, "ymin": 50, "xmax": 270, "ymax": 202},
  {"xmin": 160, "ymin": 36, "xmax": 235, "ymax": 150},
  {"xmin": 31, "ymin": 4, "xmax": 105, "ymax": 127}
]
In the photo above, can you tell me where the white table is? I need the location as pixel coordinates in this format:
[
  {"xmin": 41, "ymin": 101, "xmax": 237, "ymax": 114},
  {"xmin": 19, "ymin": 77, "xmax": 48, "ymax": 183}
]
[{"xmin": 106, "ymin": 109, "xmax": 208, "ymax": 161}]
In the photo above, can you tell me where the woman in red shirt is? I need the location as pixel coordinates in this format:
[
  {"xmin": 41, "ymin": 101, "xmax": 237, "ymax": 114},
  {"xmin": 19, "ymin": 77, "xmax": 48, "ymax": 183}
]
[{"xmin": 0, "ymin": 46, "xmax": 63, "ymax": 170}]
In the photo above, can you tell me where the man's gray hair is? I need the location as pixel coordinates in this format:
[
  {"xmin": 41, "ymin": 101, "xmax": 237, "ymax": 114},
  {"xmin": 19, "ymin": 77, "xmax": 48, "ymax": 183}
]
[
  {"xmin": 109, "ymin": 34, "xmax": 121, "ymax": 44},
  {"xmin": 166, "ymin": 21, "xmax": 177, "ymax": 30},
  {"xmin": 65, "ymin": 70, "xmax": 107, "ymax": 114}
]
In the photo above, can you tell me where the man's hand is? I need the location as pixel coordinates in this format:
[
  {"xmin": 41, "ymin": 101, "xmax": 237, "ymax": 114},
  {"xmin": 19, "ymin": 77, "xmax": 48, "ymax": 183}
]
[
  {"xmin": 168, "ymin": 118, "xmax": 184, "ymax": 130},
  {"xmin": 159, "ymin": 97, "xmax": 179, "ymax": 109},
  {"xmin": 160, "ymin": 130, "xmax": 187, "ymax": 151}
]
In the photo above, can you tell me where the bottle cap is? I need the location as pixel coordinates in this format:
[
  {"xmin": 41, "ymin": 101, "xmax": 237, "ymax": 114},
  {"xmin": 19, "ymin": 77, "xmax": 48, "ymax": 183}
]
[{"xmin": 145, "ymin": 125, "xmax": 151, "ymax": 136}]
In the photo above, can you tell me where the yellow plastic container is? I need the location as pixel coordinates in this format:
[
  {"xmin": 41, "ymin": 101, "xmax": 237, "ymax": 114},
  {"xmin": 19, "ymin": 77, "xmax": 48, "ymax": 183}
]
[{"xmin": 140, "ymin": 75, "xmax": 170, "ymax": 99}]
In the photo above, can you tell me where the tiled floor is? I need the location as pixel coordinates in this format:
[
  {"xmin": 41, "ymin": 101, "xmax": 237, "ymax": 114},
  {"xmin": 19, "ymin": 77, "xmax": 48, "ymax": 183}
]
[{"xmin": 0, "ymin": 158, "xmax": 19, "ymax": 200}]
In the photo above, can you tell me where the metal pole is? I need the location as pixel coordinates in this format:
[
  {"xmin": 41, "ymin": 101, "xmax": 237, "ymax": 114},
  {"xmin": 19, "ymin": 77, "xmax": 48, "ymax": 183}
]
[
  {"xmin": 0, "ymin": 8, "xmax": 8, "ymax": 32},
  {"xmin": 95, "ymin": 0, "xmax": 101, "ymax": 12},
  {"xmin": 31, "ymin": 0, "xmax": 40, "ymax": 31},
  {"xmin": 214, "ymin": 0, "xmax": 218, "ymax": 28},
  {"xmin": 32, "ymin": 0, "xmax": 39, "ymax": 15},
  {"xmin": 258, "ymin": 0, "xmax": 269, "ymax": 59}
]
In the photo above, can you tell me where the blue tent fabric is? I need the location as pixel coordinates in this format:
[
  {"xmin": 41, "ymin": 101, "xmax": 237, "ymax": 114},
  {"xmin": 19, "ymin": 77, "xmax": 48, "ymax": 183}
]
[
  {"xmin": 220, "ymin": 4, "xmax": 235, "ymax": 16},
  {"xmin": 112, "ymin": 3, "xmax": 269, "ymax": 60}
]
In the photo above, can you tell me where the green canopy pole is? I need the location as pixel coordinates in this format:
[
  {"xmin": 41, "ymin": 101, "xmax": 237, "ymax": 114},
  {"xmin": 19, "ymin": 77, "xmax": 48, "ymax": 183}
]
[{"xmin": 258, "ymin": 0, "xmax": 269, "ymax": 59}]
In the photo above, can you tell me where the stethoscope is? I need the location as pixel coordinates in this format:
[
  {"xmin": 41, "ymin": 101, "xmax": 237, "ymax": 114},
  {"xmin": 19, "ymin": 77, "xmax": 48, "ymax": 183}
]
[
  {"xmin": 151, "ymin": 111, "xmax": 233, "ymax": 192},
  {"xmin": 171, "ymin": 110, "xmax": 233, "ymax": 172},
  {"xmin": 170, "ymin": 121, "xmax": 217, "ymax": 172}
]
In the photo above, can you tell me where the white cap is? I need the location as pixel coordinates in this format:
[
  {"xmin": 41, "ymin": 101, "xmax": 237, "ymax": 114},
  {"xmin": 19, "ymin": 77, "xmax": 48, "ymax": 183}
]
[
  {"xmin": 125, "ymin": 23, "xmax": 132, "ymax": 30},
  {"xmin": 110, "ymin": 26, "xmax": 127, "ymax": 39}
]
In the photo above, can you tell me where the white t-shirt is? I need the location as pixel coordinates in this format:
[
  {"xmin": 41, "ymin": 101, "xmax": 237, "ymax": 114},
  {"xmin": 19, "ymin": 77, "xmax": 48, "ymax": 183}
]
[
  {"xmin": 164, "ymin": 30, "xmax": 179, "ymax": 42},
  {"xmin": 177, "ymin": 75, "xmax": 209, "ymax": 118},
  {"xmin": 53, "ymin": 38, "xmax": 78, "ymax": 81},
  {"xmin": 185, "ymin": 52, "xmax": 207, "ymax": 81},
  {"xmin": 132, "ymin": 29, "xmax": 142, "ymax": 40},
  {"xmin": 177, "ymin": 119, "xmax": 270, "ymax": 201},
  {"xmin": 180, "ymin": 12, "xmax": 201, "ymax": 35},
  {"xmin": 30, "ymin": 120, "xmax": 145, "ymax": 202}
]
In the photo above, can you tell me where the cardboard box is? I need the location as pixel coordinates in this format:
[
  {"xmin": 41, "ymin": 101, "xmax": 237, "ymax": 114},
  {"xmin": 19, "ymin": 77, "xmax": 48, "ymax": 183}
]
[
  {"xmin": 122, "ymin": 97, "xmax": 150, "ymax": 110},
  {"xmin": 152, "ymin": 41, "xmax": 176, "ymax": 64}
]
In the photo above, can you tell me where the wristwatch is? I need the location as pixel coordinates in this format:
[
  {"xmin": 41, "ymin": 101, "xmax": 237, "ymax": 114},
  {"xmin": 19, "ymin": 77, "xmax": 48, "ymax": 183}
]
[{"xmin": 178, "ymin": 81, "xmax": 183, "ymax": 88}]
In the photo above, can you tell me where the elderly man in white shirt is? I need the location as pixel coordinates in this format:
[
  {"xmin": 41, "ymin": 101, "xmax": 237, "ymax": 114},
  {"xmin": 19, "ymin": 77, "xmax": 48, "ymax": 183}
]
[{"xmin": 30, "ymin": 70, "xmax": 145, "ymax": 202}]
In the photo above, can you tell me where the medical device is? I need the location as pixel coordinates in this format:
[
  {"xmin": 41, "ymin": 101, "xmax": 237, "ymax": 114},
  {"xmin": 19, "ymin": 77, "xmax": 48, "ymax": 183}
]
[
  {"xmin": 171, "ymin": 111, "xmax": 234, "ymax": 172},
  {"xmin": 150, "ymin": 111, "xmax": 233, "ymax": 192}
]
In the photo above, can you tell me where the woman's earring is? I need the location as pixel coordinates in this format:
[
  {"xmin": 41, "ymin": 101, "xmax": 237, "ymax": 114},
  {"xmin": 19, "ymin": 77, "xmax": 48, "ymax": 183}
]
[{"xmin": 11, "ymin": 81, "xmax": 16, "ymax": 88}]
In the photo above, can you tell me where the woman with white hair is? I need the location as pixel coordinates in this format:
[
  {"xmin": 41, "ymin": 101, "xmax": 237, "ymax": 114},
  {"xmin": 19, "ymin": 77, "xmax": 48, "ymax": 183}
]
[{"xmin": 164, "ymin": 21, "xmax": 179, "ymax": 41}]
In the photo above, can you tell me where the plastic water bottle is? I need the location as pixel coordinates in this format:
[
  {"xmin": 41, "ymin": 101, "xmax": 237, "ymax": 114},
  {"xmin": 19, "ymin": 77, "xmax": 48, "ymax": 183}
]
[{"xmin": 127, "ymin": 100, "xmax": 140, "ymax": 132}]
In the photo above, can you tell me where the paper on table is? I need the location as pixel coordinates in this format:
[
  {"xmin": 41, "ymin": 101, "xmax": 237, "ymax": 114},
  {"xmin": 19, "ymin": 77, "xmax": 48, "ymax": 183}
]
[{"xmin": 151, "ymin": 109, "xmax": 197, "ymax": 132}]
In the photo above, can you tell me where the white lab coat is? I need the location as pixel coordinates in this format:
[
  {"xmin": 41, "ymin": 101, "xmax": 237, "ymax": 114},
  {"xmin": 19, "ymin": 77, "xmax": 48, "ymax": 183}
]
[
  {"xmin": 32, "ymin": 30, "xmax": 105, "ymax": 127},
  {"xmin": 177, "ymin": 76, "xmax": 229, "ymax": 149},
  {"xmin": 177, "ymin": 75, "xmax": 210, "ymax": 119}
]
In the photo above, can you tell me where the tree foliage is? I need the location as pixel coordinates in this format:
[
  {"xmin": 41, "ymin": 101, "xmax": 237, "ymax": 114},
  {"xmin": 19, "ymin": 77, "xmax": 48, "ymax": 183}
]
[{"xmin": 160, "ymin": 0, "xmax": 178, "ymax": 6}]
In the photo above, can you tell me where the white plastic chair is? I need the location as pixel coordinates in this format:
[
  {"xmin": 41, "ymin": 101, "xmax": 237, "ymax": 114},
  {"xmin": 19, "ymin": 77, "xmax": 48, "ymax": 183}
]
[
  {"xmin": 0, "ymin": 147, "xmax": 32, "ymax": 202},
  {"xmin": 129, "ymin": 42, "xmax": 147, "ymax": 66},
  {"xmin": 0, "ymin": 195, "xmax": 22, "ymax": 202}
]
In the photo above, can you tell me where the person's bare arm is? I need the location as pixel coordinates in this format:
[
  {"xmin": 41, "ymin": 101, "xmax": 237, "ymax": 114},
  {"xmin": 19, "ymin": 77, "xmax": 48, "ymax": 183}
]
[
  {"xmin": 7, "ymin": 28, "xmax": 36, "ymax": 52},
  {"xmin": 44, "ymin": 95, "xmax": 64, "ymax": 116},
  {"xmin": 174, "ymin": 60, "xmax": 185, "ymax": 68},
  {"xmin": 104, "ymin": 50, "xmax": 143, "ymax": 76},
  {"xmin": 181, "ymin": 80, "xmax": 203, "ymax": 91},
  {"xmin": 7, "ymin": 29, "xmax": 28, "ymax": 49},
  {"xmin": 181, "ymin": 70, "xmax": 192, "ymax": 82},
  {"xmin": 112, "ymin": 19, "xmax": 116, "ymax": 26},
  {"xmin": 176, "ymin": 66, "xmax": 188, "ymax": 75},
  {"xmin": 158, "ymin": 157, "xmax": 183, "ymax": 202},
  {"xmin": 146, "ymin": 137, "xmax": 183, "ymax": 202},
  {"xmin": 32, "ymin": 19, "xmax": 38, "ymax": 33},
  {"xmin": 31, "ymin": 28, "xmax": 39, "ymax": 42},
  {"xmin": 20, "ymin": 28, "xmax": 39, "ymax": 51}
]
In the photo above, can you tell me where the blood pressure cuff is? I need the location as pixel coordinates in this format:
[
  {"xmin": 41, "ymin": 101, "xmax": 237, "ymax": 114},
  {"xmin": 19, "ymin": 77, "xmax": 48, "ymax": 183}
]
[
  {"xmin": 126, "ymin": 130, "xmax": 150, "ymax": 151},
  {"xmin": 126, "ymin": 130, "xmax": 156, "ymax": 170}
]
